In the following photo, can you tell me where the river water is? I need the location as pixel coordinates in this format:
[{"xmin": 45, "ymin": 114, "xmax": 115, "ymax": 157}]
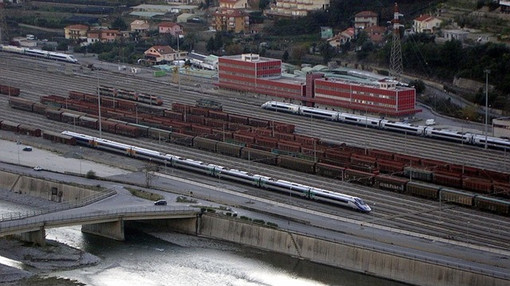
[{"xmin": 1, "ymin": 201, "xmax": 409, "ymax": 286}]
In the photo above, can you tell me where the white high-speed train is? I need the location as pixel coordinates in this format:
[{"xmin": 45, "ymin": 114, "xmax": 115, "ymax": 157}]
[
  {"xmin": 61, "ymin": 131, "xmax": 372, "ymax": 213},
  {"xmin": 261, "ymin": 101, "xmax": 510, "ymax": 150},
  {"xmin": 0, "ymin": 44, "xmax": 78, "ymax": 64}
]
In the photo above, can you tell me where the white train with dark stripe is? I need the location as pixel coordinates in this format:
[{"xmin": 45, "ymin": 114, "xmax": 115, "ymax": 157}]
[
  {"xmin": 261, "ymin": 101, "xmax": 510, "ymax": 150},
  {"xmin": 62, "ymin": 130, "xmax": 372, "ymax": 213}
]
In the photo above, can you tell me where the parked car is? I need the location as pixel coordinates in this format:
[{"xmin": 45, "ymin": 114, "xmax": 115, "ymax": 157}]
[
  {"xmin": 154, "ymin": 200, "xmax": 167, "ymax": 206},
  {"xmin": 23, "ymin": 146, "xmax": 32, "ymax": 151},
  {"xmin": 33, "ymin": 166, "xmax": 43, "ymax": 171}
]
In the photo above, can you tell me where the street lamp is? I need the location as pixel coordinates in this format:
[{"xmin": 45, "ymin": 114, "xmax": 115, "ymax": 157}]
[{"xmin": 484, "ymin": 69, "xmax": 490, "ymax": 149}]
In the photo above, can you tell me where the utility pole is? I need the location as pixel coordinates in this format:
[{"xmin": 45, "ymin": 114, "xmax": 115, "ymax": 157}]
[
  {"xmin": 484, "ymin": 69, "xmax": 490, "ymax": 149},
  {"xmin": 389, "ymin": 2, "xmax": 403, "ymax": 80},
  {"xmin": 0, "ymin": 2, "xmax": 10, "ymax": 44}
]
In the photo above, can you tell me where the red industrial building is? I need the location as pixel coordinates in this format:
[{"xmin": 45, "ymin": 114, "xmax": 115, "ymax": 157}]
[{"xmin": 217, "ymin": 53, "xmax": 420, "ymax": 117}]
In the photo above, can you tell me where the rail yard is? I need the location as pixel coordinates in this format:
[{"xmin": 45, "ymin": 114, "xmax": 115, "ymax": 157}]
[{"xmin": 0, "ymin": 51, "xmax": 509, "ymax": 260}]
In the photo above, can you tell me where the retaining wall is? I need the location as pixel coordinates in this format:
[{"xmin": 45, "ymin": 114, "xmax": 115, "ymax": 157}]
[
  {"xmin": 0, "ymin": 170, "xmax": 100, "ymax": 203},
  {"xmin": 162, "ymin": 214, "xmax": 508, "ymax": 286}
]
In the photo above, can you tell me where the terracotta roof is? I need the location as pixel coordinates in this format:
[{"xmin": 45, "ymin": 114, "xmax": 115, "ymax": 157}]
[
  {"xmin": 415, "ymin": 14, "xmax": 436, "ymax": 22},
  {"xmin": 66, "ymin": 24, "xmax": 89, "ymax": 30},
  {"xmin": 149, "ymin": 45, "xmax": 176, "ymax": 54},
  {"xmin": 159, "ymin": 22, "xmax": 179, "ymax": 28},
  {"xmin": 355, "ymin": 11, "xmax": 377, "ymax": 18}
]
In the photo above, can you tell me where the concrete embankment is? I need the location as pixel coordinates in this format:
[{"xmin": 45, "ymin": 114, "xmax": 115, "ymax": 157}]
[
  {"xmin": 0, "ymin": 170, "xmax": 104, "ymax": 203},
  {"xmin": 159, "ymin": 214, "xmax": 509, "ymax": 286}
]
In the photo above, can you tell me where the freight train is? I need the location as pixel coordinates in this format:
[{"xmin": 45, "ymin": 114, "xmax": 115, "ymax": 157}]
[
  {"xmin": 261, "ymin": 101, "xmax": 510, "ymax": 150},
  {"xmin": 0, "ymin": 44, "xmax": 78, "ymax": 64},
  {"xmin": 61, "ymin": 130, "xmax": 372, "ymax": 213},
  {"xmin": 98, "ymin": 85, "xmax": 163, "ymax": 106}
]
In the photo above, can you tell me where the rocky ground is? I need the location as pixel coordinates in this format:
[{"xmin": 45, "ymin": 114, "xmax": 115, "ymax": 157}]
[{"xmin": 0, "ymin": 237, "xmax": 100, "ymax": 285}]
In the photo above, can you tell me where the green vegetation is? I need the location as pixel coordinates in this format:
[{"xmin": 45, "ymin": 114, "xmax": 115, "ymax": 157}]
[
  {"xmin": 176, "ymin": 196, "xmax": 197, "ymax": 204},
  {"xmin": 85, "ymin": 170, "xmax": 97, "ymax": 179},
  {"xmin": 126, "ymin": 187, "xmax": 164, "ymax": 201}
]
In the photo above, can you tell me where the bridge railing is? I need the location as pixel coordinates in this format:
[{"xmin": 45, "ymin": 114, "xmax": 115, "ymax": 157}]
[
  {"xmin": 0, "ymin": 188, "xmax": 117, "ymax": 222},
  {"xmin": 0, "ymin": 205, "xmax": 198, "ymax": 235}
]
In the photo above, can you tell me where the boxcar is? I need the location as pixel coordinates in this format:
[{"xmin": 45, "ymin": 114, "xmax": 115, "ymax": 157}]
[
  {"xmin": 344, "ymin": 168, "xmax": 375, "ymax": 186},
  {"xmin": 8, "ymin": 97, "xmax": 34, "ymax": 111},
  {"xmin": 216, "ymin": 141, "xmax": 243, "ymax": 157},
  {"xmin": 241, "ymin": 147, "xmax": 277, "ymax": 165},
  {"xmin": 18, "ymin": 124, "xmax": 41, "ymax": 137},
  {"xmin": 277, "ymin": 155, "xmax": 316, "ymax": 174},
  {"xmin": 43, "ymin": 130, "xmax": 76, "ymax": 145},
  {"xmin": 193, "ymin": 137, "xmax": 218, "ymax": 152},
  {"xmin": 474, "ymin": 195, "xmax": 510, "ymax": 216},
  {"xmin": 440, "ymin": 188, "xmax": 475, "ymax": 207},
  {"xmin": 147, "ymin": 127, "xmax": 171, "ymax": 141},
  {"xmin": 375, "ymin": 174, "xmax": 408, "ymax": 192},
  {"xmin": 406, "ymin": 181, "xmax": 440, "ymax": 200},
  {"xmin": 170, "ymin": 132, "xmax": 194, "ymax": 147},
  {"xmin": 462, "ymin": 177, "xmax": 493, "ymax": 194},
  {"xmin": 315, "ymin": 162, "xmax": 345, "ymax": 179},
  {"xmin": 1, "ymin": 120, "xmax": 19, "ymax": 132},
  {"xmin": 404, "ymin": 167, "xmax": 434, "ymax": 182}
]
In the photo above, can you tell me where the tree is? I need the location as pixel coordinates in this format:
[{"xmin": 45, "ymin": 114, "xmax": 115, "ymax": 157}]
[
  {"xmin": 111, "ymin": 17, "xmax": 128, "ymax": 31},
  {"xmin": 318, "ymin": 42, "xmax": 336, "ymax": 64},
  {"xmin": 282, "ymin": 50, "xmax": 289, "ymax": 62},
  {"xmin": 290, "ymin": 44, "xmax": 307, "ymax": 64},
  {"xmin": 144, "ymin": 161, "xmax": 158, "ymax": 188},
  {"xmin": 206, "ymin": 37, "xmax": 214, "ymax": 53},
  {"xmin": 409, "ymin": 79, "xmax": 426, "ymax": 94}
]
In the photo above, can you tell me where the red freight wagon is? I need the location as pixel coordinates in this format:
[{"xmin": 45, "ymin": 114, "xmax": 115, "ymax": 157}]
[
  {"xmin": 376, "ymin": 159, "xmax": 405, "ymax": 174},
  {"xmin": 324, "ymin": 149, "xmax": 351, "ymax": 163},
  {"xmin": 482, "ymin": 169, "xmax": 510, "ymax": 183},
  {"xmin": 164, "ymin": 110, "xmax": 184, "ymax": 121},
  {"xmin": 251, "ymin": 128, "xmax": 272, "ymax": 137},
  {"xmin": 172, "ymin": 103, "xmax": 190, "ymax": 113},
  {"xmin": 350, "ymin": 154, "xmax": 377, "ymax": 168},
  {"xmin": 433, "ymin": 171, "xmax": 462, "ymax": 189},
  {"xmin": 271, "ymin": 122, "xmax": 295, "ymax": 133},
  {"xmin": 248, "ymin": 117, "xmax": 270, "ymax": 128},
  {"xmin": 228, "ymin": 114, "xmax": 249, "ymax": 124},
  {"xmin": 315, "ymin": 162, "xmax": 345, "ymax": 179},
  {"xmin": 272, "ymin": 131, "xmax": 295, "ymax": 141},
  {"xmin": 208, "ymin": 110, "xmax": 229, "ymax": 121},
  {"xmin": 191, "ymin": 124, "xmax": 213, "ymax": 135},
  {"xmin": 68, "ymin": 91, "xmax": 86, "ymax": 100},
  {"xmin": 375, "ymin": 174, "xmax": 409, "ymax": 192},
  {"xmin": 233, "ymin": 133, "xmax": 254, "ymax": 144},
  {"xmin": 189, "ymin": 106, "xmax": 209, "ymax": 116},
  {"xmin": 449, "ymin": 164, "xmax": 479, "ymax": 177},
  {"xmin": 393, "ymin": 153, "xmax": 421, "ymax": 166},
  {"xmin": 462, "ymin": 177, "xmax": 493, "ymax": 194},
  {"xmin": 204, "ymin": 118, "xmax": 226, "ymax": 128},
  {"xmin": 277, "ymin": 140, "xmax": 301, "ymax": 153},
  {"xmin": 294, "ymin": 134, "xmax": 317, "ymax": 146},
  {"xmin": 100, "ymin": 120, "xmax": 117, "ymax": 134},
  {"xmin": 368, "ymin": 149, "xmax": 395, "ymax": 161},
  {"xmin": 186, "ymin": 114, "xmax": 205, "ymax": 125},
  {"xmin": 117, "ymin": 99, "xmax": 137, "ymax": 111},
  {"xmin": 254, "ymin": 136, "xmax": 278, "ymax": 148},
  {"xmin": 212, "ymin": 129, "xmax": 233, "ymax": 140}
]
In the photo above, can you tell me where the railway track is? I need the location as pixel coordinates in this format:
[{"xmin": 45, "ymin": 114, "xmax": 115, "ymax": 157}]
[{"xmin": 1, "ymin": 53, "xmax": 509, "ymax": 251}]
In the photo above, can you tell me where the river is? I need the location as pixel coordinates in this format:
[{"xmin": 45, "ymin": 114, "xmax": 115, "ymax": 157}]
[{"xmin": 1, "ymin": 201, "xmax": 409, "ymax": 286}]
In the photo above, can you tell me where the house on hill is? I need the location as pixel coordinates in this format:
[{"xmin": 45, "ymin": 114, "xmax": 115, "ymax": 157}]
[
  {"xmin": 413, "ymin": 15, "xmax": 442, "ymax": 33},
  {"xmin": 144, "ymin": 45, "xmax": 188, "ymax": 64},
  {"xmin": 158, "ymin": 22, "xmax": 183, "ymax": 36}
]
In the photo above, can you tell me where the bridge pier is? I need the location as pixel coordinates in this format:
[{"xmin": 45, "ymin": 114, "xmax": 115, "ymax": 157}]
[
  {"xmin": 17, "ymin": 226, "xmax": 46, "ymax": 246},
  {"xmin": 82, "ymin": 219, "xmax": 125, "ymax": 241}
]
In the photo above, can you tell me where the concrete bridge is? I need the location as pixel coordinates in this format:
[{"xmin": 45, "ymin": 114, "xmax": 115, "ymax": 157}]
[{"xmin": 0, "ymin": 205, "xmax": 200, "ymax": 245}]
